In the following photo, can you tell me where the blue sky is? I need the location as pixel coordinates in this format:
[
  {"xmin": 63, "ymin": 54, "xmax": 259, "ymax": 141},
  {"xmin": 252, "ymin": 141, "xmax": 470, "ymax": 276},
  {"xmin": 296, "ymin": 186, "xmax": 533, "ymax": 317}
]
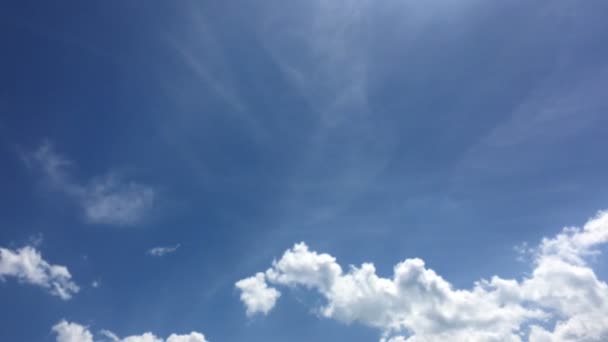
[{"xmin": 1, "ymin": 1, "xmax": 608, "ymax": 341}]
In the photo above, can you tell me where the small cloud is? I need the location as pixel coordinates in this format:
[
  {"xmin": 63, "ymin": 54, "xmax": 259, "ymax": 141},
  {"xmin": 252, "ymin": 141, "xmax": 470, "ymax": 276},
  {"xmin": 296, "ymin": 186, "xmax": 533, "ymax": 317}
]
[
  {"xmin": 147, "ymin": 244, "xmax": 180, "ymax": 257},
  {"xmin": 99, "ymin": 329, "xmax": 119, "ymax": 341},
  {"xmin": 235, "ymin": 272, "xmax": 281, "ymax": 316},
  {"xmin": 54, "ymin": 321, "xmax": 208, "ymax": 342},
  {"xmin": 91, "ymin": 280, "xmax": 100, "ymax": 288},
  {"xmin": 27, "ymin": 233, "xmax": 44, "ymax": 247},
  {"xmin": 23, "ymin": 141, "xmax": 155, "ymax": 227},
  {"xmin": 513, "ymin": 241, "xmax": 535, "ymax": 262},
  {"xmin": 52, "ymin": 321, "xmax": 93, "ymax": 342},
  {"xmin": 0, "ymin": 245, "xmax": 79, "ymax": 300},
  {"xmin": 82, "ymin": 175, "xmax": 155, "ymax": 226}
]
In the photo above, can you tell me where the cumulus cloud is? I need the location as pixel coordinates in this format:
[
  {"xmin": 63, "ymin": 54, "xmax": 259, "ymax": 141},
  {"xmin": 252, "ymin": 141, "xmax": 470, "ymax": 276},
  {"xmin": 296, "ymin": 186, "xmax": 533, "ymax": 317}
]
[
  {"xmin": 23, "ymin": 141, "xmax": 155, "ymax": 226},
  {"xmin": 236, "ymin": 210, "xmax": 608, "ymax": 341},
  {"xmin": 0, "ymin": 246, "xmax": 79, "ymax": 300},
  {"xmin": 53, "ymin": 321, "xmax": 94, "ymax": 342},
  {"xmin": 235, "ymin": 272, "xmax": 281, "ymax": 316},
  {"xmin": 147, "ymin": 244, "xmax": 180, "ymax": 257},
  {"xmin": 54, "ymin": 321, "xmax": 208, "ymax": 342}
]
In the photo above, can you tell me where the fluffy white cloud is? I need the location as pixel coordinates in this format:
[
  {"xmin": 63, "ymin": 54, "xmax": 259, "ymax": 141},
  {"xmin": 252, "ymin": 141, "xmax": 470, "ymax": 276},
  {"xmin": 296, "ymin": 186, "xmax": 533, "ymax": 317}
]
[
  {"xmin": 147, "ymin": 244, "xmax": 181, "ymax": 257},
  {"xmin": 119, "ymin": 333, "xmax": 162, "ymax": 342},
  {"xmin": 53, "ymin": 321, "xmax": 93, "ymax": 342},
  {"xmin": 236, "ymin": 210, "xmax": 608, "ymax": 341},
  {"xmin": 24, "ymin": 141, "xmax": 155, "ymax": 226},
  {"xmin": 0, "ymin": 246, "xmax": 79, "ymax": 299},
  {"xmin": 54, "ymin": 321, "xmax": 208, "ymax": 342},
  {"xmin": 235, "ymin": 272, "xmax": 281, "ymax": 316},
  {"xmin": 166, "ymin": 333, "xmax": 208, "ymax": 342}
]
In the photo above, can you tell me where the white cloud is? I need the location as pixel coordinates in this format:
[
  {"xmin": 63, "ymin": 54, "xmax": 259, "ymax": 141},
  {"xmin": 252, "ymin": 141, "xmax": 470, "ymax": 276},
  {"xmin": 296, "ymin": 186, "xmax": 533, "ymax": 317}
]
[
  {"xmin": 54, "ymin": 321, "xmax": 208, "ymax": 342},
  {"xmin": 0, "ymin": 246, "xmax": 79, "ymax": 300},
  {"xmin": 119, "ymin": 333, "xmax": 162, "ymax": 342},
  {"xmin": 147, "ymin": 244, "xmax": 180, "ymax": 257},
  {"xmin": 81, "ymin": 175, "xmax": 155, "ymax": 226},
  {"xmin": 166, "ymin": 333, "xmax": 208, "ymax": 342},
  {"xmin": 24, "ymin": 141, "xmax": 155, "ymax": 226},
  {"xmin": 236, "ymin": 210, "xmax": 608, "ymax": 341},
  {"xmin": 53, "ymin": 321, "xmax": 94, "ymax": 342},
  {"xmin": 100, "ymin": 330, "xmax": 120, "ymax": 341},
  {"xmin": 234, "ymin": 272, "xmax": 281, "ymax": 317}
]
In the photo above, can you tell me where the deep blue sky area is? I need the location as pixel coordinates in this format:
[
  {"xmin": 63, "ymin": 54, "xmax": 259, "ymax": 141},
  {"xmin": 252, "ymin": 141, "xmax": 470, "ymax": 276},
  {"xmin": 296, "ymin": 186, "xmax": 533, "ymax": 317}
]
[{"xmin": 1, "ymin": 1, "xmax": 608, "ymax": 341}]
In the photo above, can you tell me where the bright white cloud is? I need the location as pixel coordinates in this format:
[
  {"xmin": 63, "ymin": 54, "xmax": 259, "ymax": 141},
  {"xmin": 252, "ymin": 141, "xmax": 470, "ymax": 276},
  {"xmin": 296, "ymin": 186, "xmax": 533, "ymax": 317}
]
[
  {"xmin": 119, "ymin": 333, "xmax": 162, "ymax": 342},
  {"xmin": 166, "ymin": 333, "xmax": 208, "ymax": 342},
  {"xmin": 235, "ymin": 272, "xmax": 281, "ymax": 316},
  {"xmin": 53, "ymin": 321, "xmax": 94, "ymax": 342},
  {"xmin": 147, "ymin": 244, "xmax": 181, "ymax": 257},
  {"xmin": 24, "ymin": 141, "xmax": 155, "ymax": 226},
  {"xmin": 237, "ymin": 210, "xmax": 608, "ymax": 341},
  {"xmin": 0, "ymin": 246, "xmax": 79, "ymax": 300},
  {"xmin": 54, "ymin": 321, "xmax": 208, "ymax": 342}
]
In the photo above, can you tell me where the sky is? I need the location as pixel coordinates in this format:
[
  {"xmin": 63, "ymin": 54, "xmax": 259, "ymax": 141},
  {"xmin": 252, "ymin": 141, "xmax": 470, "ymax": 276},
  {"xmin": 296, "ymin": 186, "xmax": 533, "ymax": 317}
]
[{"xmin": 1, "ymin": 1, "xmax": 608, "ymax": 341}]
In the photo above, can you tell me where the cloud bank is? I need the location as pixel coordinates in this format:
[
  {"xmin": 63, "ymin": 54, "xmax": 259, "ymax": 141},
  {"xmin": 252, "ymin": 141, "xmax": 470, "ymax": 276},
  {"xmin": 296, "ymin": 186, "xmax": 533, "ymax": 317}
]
[
  {"xmin": 0, "ymin": 245, "xmax": 79, "ymax": 299},
  {"xmin": 24, "ymin": 141, "xmax": 155, "ymax": 226},
  {"xmin": 53, "ymin": 320, "xmax": 208, "ymax": 342},
  {"xmin": 236, "ymin": 210, "xmax": 608, "ymax": 341}
]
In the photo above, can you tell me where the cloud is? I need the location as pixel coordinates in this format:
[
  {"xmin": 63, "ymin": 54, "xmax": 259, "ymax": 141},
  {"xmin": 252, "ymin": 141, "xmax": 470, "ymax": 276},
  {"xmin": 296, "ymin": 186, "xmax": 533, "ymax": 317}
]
[
  {"xmin": 236, "ymin": 210, "xmax": 608, "ymax": 341},
  {"xmin": 481, "ymin": 67, "xmax": 608, "ymax": 149},
  {"xmin": 147, "ymin": 244, "xmax": 180, "ymax": 257},
  {"xmin": 53, "ymin": 321, "xmax": 208, "ymax": 342},
  {"xmin": 99, "ymin": 330, "xmax": 120, "ymax": 341},
  {"xmin": 53, "ymin": 321, "xmax": 94, "ymax": 342},
  {"xmin": 164, "ymin": 334, "xmax": 207, "ymax": 342},
  {"xmin": 80, "ymin": 175, "xmax": 155, "ymax": 226},
  {"xmin": 0, "ymin": 245, "xmax": 79, "ymax": 300},
  {"xmin": 234, "ymin": 272, "xmax": 281, "ymax": 316},
  {"xmin": 24, "ymin": 141, "xmax": 155, "ymax": 226},
  {"xmin": 27, "ymin": 232, "xmax": 44, "ymax": 247}
]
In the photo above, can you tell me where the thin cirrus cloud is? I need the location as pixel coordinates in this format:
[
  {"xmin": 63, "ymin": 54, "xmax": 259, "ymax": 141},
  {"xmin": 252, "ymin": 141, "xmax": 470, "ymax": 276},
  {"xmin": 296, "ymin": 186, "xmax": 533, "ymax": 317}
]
[
  {"xmin": 0, "ymin": 245, "xmax": 79, "ymax": 300},
  {"xmin": 23, "ymin": 141, "xmax": 155, "ymax": 226},
  {"xmin": 147, "ymin": 244, "xmax": 181, "ymax": 257},
  {"xmin": 236, "ymin": 210, "xmax": 608, "ymax": 341},
  {"xmin": 52, "ymin": 320, "xmax": 208, "ymax": 342}
]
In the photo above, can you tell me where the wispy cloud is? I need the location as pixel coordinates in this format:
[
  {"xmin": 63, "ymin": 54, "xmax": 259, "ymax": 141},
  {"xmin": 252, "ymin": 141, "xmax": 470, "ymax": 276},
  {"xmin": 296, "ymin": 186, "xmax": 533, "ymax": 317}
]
[
  {"xmin": 481, "ymin": 67, "xmax": 608, "ymax": 148},
  {"xmin": 80, "ymin": 175, "xmax": 155, "ymax": 226},
  {"xmin": 250, "ymin": 0, "xmax": 403, "ymax": 229},
  {"xmin": 147, "ymin": 244, "xmax": 180, "ymax": 257},
  {"xmin": 0, "ymin": 245, "xmax": 79, "ymax": 300},
  {"xmin": 237, "ymin": 210, "xmax": 608, "ymax": 341},
  {"xmin": 27, "ymin": 233, "xmax": 44, "ymax": 247},
  {"xmin": 23, "ymin": 141, "xmax": 155, "ymax": 226},
  {"xmin": 453, "ymin": 59, "xmax": 608, "ymax": 185},
  {"xmin": 161, "ymin": 6, "xmax": 267, "ymax": 141}
]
